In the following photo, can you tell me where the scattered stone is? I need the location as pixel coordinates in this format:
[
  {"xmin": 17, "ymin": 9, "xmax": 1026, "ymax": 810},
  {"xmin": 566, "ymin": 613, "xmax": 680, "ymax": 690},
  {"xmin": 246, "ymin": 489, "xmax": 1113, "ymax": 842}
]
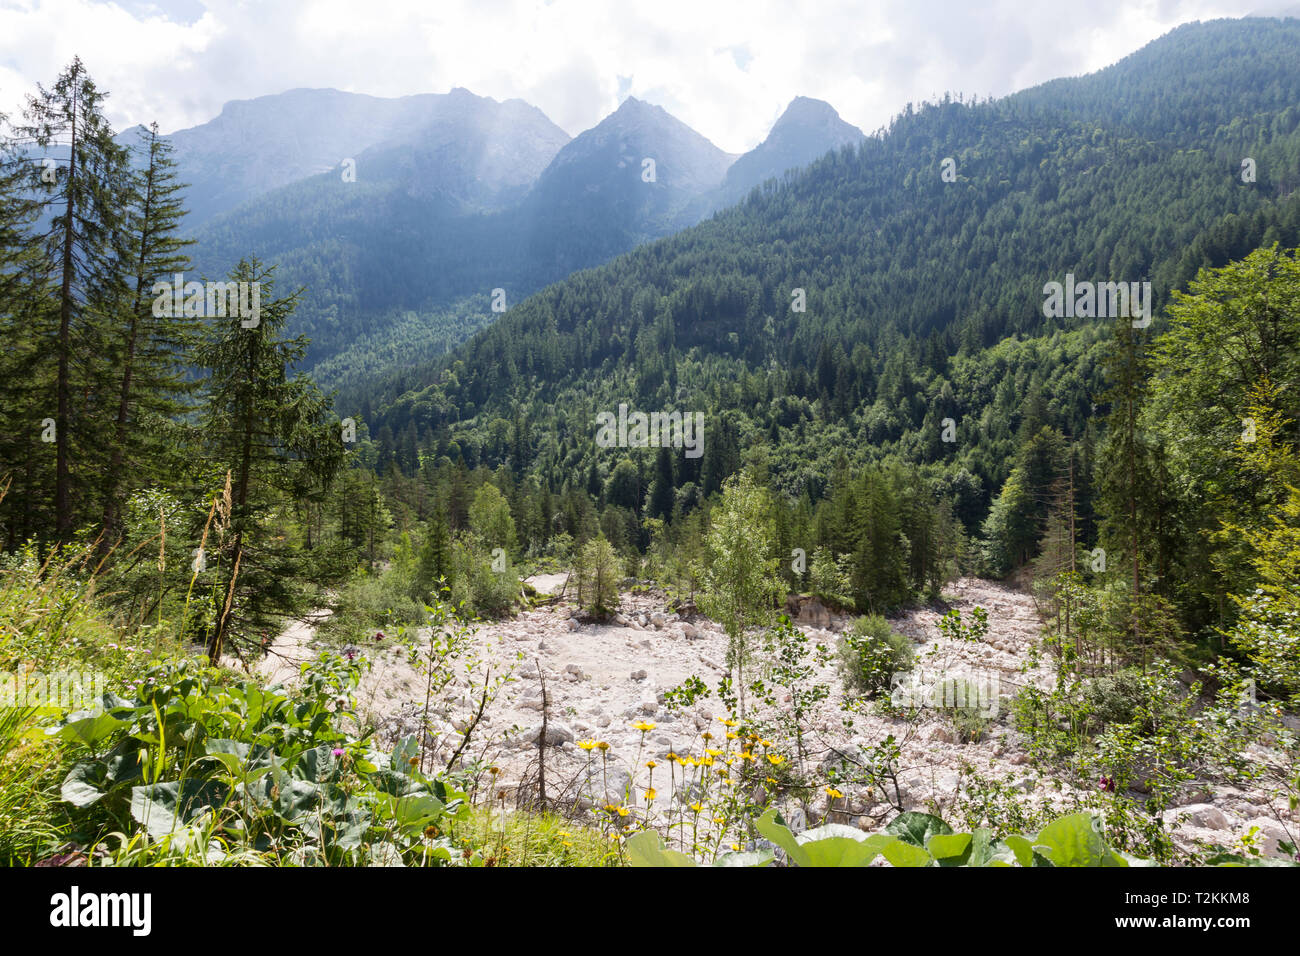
[{"xmin": 1164, "ymin": 804, "xmax": 1229, "ymax": 831}]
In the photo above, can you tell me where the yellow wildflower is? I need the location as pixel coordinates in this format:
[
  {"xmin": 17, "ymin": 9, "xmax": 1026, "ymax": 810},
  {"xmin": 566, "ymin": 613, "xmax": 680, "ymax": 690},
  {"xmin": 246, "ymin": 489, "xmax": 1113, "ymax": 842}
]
[{"xmin": 631, "ymin": 720, "xmax": 656, "ymax": 732}]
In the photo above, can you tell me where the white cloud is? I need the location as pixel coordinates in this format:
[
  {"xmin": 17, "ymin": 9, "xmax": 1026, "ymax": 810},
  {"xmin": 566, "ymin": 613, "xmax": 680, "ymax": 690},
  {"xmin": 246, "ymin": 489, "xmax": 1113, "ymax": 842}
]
[{"xmin": 0, "ymin": 0, "xmax": 1286, "ymax": 150}]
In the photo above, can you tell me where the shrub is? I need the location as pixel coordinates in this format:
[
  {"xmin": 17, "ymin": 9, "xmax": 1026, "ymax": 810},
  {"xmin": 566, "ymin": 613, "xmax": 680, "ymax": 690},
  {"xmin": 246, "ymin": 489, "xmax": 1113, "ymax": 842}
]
[
  {"xmin": 838, "ymin": 614, "xmax": 913, "ymax": 697},
  {"xmin": 451, "ymin": 537, "xmax": 518, "ymax": 617},
  {"xmin": 573, "ymin": 536, "xmax": 620, "ymax": 619},
  {"xmin": 809, "ymin": 547, "xmax": 853, "ymax": 609},
  {"xmin": 939, "ymin": 677, "xmax": 994, "ymax": 742}
]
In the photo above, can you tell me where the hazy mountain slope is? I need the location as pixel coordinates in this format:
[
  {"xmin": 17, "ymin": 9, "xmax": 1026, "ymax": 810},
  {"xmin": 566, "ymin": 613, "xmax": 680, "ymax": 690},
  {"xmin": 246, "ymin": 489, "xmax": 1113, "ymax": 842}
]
[
  {"xmin": 705, "ymin": 96, "xmax": 865, "ymax": 210},
  {"xmin": 157, "ymin": 87, "xmax": 562, "ymax": 225},
  {"xmin": 367, "ymin": 18, "xmax": 1300, "ymax": 493}
]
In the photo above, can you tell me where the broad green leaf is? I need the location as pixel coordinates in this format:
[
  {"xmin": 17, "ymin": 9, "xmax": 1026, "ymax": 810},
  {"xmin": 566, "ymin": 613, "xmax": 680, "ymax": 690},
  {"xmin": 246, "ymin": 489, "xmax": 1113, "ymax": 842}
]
[
  {"xmin": 626, "ymin": 829, "xmax": 698, "ymax": 867},
  {"xmin": 966, "ymin": 828, "xmax": 995, "ymax": 866},
  {"xmin": 60, "ymin": 761, "xmax": 106, "ymax": 807},
  {"xmin": 1003, "ymin": 834, "xmax": 1037, "ymax": 867},
  {"xmin": 928, "ymin": 832, "xmax": 973, "ymax": 864},
  {"xmin": 887, "ymin": 811, "xmax": 952, "ymax": 847},
  {"xmin": 129, "ymin": 779, "xmax": 229, "ymax": 839},
  {"xmin": 881, "ymin": 837, "xmax": 933, "ymax": 867},
  {"xmin": 755, "ymin": 807, "xmax": 810, "ymax": 867},
  {"xmin": 53, "ymin": 712, "xmax": 127, "ymax": 748},
  {"xmin": 713, "ymin": 850, "xmax": 775, "ymax": 867},
  {"xmin": 1033, "ymin": 813, "xmax": 1126, "ymax": 867}
]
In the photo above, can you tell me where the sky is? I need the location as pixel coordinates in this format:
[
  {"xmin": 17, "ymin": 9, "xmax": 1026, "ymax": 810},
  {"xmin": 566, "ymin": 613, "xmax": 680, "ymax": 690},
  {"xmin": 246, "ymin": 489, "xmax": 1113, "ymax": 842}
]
[{"xmin": 1, "ymin": 0, "xmax": 1298, "ymax": 153}]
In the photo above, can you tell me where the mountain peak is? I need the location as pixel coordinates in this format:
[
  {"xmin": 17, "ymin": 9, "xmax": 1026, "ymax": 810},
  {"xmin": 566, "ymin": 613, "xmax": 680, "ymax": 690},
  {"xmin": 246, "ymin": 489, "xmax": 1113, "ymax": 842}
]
[
  {"xmin": 776, "ymin": 96, "xmax": 846, "ymax": 125},
  {"xmin": 713, "ymin": 96, "xmax": 863, "ymax": 202}
]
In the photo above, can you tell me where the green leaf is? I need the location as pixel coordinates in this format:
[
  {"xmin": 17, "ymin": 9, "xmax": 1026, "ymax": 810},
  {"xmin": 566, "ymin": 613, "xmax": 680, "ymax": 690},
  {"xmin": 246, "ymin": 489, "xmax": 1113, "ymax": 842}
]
[
  {"xmin": 60, "ymin": 761, "xmax": 107, "ymax": 808},
  {"xmin": 886, "ymin": 811, "xmax": 952, "ymax": 847},
  {"xmin": 129, "ymin": 780, "xmax": 230, "ymax": 839},
  {"xmin": 966, "ymin": 828, "xmax": 995, "ymax": 866},
  {"xmin": 1033, "ymin": 813, "xmax": 1126, "ymax": 867},
  {"xmin": 53, "ymin": 712, "xmax": 127, "ymax": 749},
  {"xmin": 1003, "ymin": 834, "xmax": 1037, "ymax": 867},
  {"xmin": 626, "ymin": 829, "xmax": 698, "ymax": 867},
  {"xmin": 881, "ymin": 837, "xmax": 933, "ymax": 867},
  {"xmin": 712, "ymin": 850, "xmax": 775, "ymax": 867},
  {"xmin": 755, "ymin": 807, "xmax": 810, "ymax": 867},
  {"xmin": 928, "ymin": 832, "xmax": 973, "ymax": 865}
]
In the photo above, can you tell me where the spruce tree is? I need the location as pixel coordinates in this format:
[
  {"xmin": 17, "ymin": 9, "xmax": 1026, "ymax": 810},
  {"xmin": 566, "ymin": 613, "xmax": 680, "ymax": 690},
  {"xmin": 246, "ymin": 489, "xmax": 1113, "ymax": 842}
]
[
  {"xmin": 194, "ymin": 258, "xmax": 344, "ymax": 663},
  {"xmin": 17, "ymin": 57, "xmax": 131, "ymax": 539},
  {"xmin": 99, "ymin": 123, "xmax": 196, "ymax": 546}
]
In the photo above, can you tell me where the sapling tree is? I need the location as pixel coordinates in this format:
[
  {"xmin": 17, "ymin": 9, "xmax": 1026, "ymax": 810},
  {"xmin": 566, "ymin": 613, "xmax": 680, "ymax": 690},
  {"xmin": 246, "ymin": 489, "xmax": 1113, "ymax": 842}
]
[{"xmin": 695, "ymin": 472, "xmax": 782, "ymax": 716}]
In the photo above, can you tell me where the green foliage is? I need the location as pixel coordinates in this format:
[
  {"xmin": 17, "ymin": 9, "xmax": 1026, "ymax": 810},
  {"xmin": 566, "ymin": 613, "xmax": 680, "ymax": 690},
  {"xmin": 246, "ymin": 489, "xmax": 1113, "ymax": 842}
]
[
  {"xmin": 573, "ymin": 535, "xmax": 620, "ymax": 618},
  {"xmin": 626, "ymin": 807, "xmax": 1225, "ymax": 867},
  {"xmin": 468, "ymin": 482, "xmax": 517, "ymax": 554},
  {"xmin": 450, "ymin": 536, "xmax": 518, "ymax": 618},
  {"xmin": 936, "ymin": 606, "xmax": 989, "ymax": 643},
  {"xmin": 695, "ymin": 473, "xmax": 782, "ymax": 713},
  {"xmin": 807, "ymin": 546, "xmax": 853, "ymax": 608},
  {"xmin": 838, "ymin": 614, "xmax": 914, "ymax": 697},
  {"xmin": 751, "ymin": 616, "xmax": 832, "ymax": 771},
  {"xmin": 46, "ymin": 651, "xmax": 470, "ymax": 865}
]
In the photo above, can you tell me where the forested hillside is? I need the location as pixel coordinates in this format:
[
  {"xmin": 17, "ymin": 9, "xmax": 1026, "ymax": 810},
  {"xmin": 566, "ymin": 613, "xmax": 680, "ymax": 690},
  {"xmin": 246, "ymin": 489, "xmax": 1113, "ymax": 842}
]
[
  {"xmin": 186, "ymin": 94, "xmax": 861, "ymax": 401},
  {"xmin": 359, "ymin": 18, "xmax": 1300, "ymax": 649}
]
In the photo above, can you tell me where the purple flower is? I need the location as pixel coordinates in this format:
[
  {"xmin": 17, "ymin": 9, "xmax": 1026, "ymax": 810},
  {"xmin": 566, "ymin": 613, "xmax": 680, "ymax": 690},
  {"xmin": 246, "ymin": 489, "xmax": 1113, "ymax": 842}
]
[
  {"xmin": 1099, "ymin": 776, "xmax": 1115, "ymax": 793},
  {"xmin": 332, "ymin": 748, "xmax": 345, "ymax": 758}
]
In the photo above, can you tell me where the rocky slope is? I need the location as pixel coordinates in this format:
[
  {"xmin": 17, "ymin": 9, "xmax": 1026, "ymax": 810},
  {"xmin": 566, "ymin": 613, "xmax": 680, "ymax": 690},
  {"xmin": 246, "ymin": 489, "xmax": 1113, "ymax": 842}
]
[{"xmin": 259, "ymin": 576, "xmax": 1297, "ymax": 859}]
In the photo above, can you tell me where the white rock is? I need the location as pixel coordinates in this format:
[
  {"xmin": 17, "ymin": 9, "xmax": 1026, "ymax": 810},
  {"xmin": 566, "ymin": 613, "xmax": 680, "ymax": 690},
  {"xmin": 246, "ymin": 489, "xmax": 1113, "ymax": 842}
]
[
  {"xmin": 1240, "ymin": 817, "xmax": 1293, "ymax": 857},
  {"xmin": 518, "ymin": 722, "xmax": 575, "ymax": 747},
  {"xmin": 1163, "ymin": 804, "xmax": 1229, "ymax": 831}
]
